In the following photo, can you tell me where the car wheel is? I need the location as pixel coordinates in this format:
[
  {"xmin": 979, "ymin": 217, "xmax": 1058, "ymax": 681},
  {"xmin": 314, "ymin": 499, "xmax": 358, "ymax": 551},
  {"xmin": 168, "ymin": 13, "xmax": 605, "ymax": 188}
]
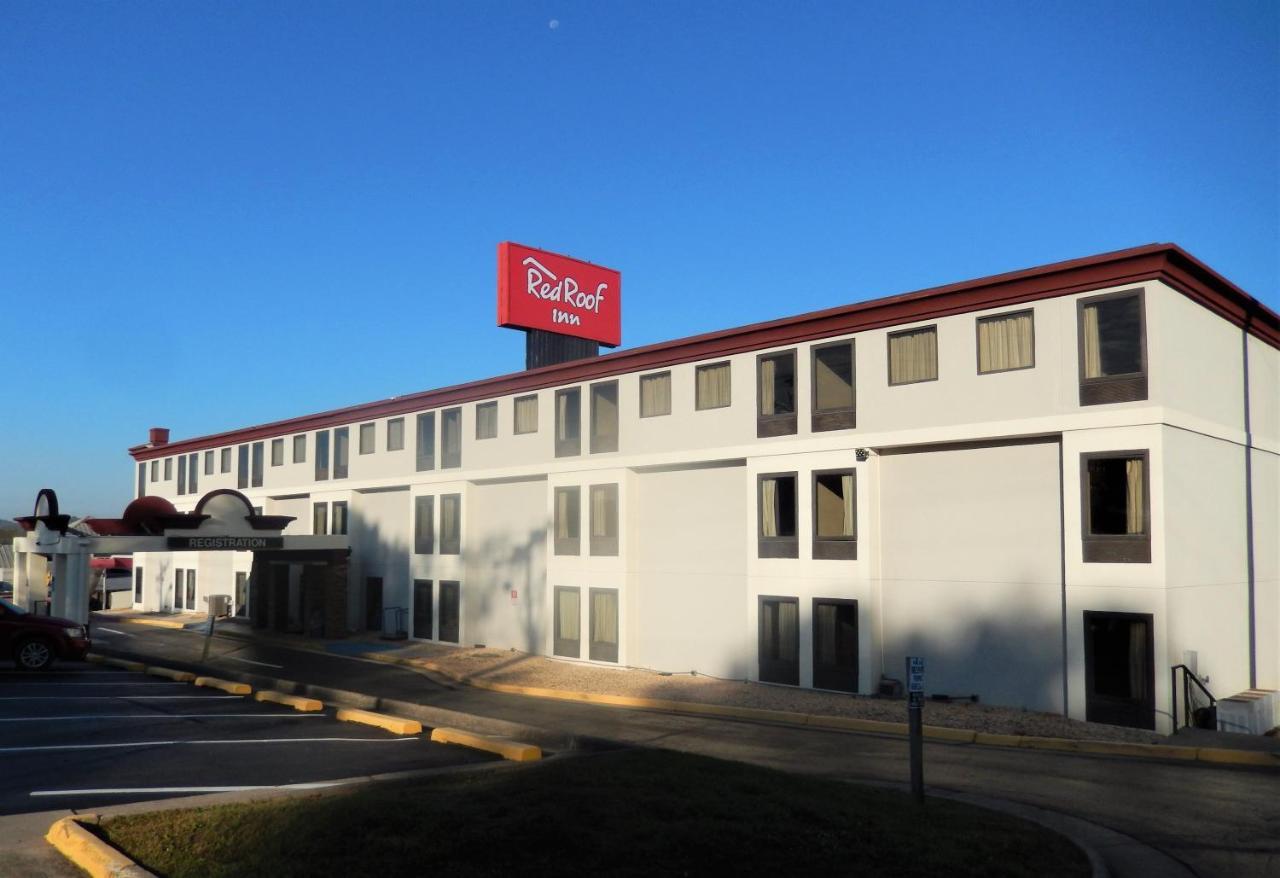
[{"xmin": 16, "ymin": 638, "xmax": 55, "ymax": 671}]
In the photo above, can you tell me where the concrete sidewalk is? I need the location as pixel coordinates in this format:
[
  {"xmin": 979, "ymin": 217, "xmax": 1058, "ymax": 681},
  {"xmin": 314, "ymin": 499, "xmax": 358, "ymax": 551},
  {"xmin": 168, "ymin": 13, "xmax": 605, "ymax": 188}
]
[{"xmin": 83, "ymin": 620, "xmax": 1280, "ymax": 877}]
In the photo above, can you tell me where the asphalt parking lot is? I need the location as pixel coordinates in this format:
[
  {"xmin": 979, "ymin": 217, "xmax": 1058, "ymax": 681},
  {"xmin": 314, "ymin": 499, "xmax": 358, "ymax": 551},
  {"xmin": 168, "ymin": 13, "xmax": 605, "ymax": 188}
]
[{"xmin": 0, "ymin": 662, "xmax": 497, "ymax": 816}]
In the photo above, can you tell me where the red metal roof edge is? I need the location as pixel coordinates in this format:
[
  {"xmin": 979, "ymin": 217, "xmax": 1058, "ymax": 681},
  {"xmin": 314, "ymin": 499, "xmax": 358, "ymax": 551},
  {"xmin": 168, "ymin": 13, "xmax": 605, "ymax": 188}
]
[{"xmin": 129, "ymin": 244, "xmax": 1279, "ymax": 461}]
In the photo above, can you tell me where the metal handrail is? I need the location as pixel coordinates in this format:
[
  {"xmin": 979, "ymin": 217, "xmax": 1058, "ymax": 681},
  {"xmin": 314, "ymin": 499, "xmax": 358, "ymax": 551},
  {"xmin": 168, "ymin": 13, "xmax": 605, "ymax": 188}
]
[{"xmin": 1170, "ymin": 664, "xmax": 1217, "ymax": 731}]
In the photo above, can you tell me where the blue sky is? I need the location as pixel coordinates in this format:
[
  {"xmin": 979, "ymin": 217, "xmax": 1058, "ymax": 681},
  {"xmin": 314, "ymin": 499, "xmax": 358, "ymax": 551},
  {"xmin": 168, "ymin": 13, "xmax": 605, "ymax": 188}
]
[{"xmin": 2, "ymin": 1, "xmax": 1276, "ymax": 517}]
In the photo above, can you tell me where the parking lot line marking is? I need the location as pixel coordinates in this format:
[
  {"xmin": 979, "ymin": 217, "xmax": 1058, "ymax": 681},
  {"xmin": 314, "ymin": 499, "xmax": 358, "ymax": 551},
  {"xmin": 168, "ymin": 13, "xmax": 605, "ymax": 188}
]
[
  {"xmin": 95, "ymin": 627, "xmax": 133, "ymax": 636},
  {"xmin": 0, "ymin": 713, "xmax": 328, "ymax": 722},
  {"xmin": 224, "ymin": 656, "xmax": 285, "ymax": 669},
  {"xmin": 32, "ymin": 781, "xmax": 350, "ymax": 797},
  {"xmin": 0, "ymin": 737, "xmax": 419, "ymax": 753},
  {"xmin": 0, "ymin": 696, "xmax": 242, "ymax": 701}
]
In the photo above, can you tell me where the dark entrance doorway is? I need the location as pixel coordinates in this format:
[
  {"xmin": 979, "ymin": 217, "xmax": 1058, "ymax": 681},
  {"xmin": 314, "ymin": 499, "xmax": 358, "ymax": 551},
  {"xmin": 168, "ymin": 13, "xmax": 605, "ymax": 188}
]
[
  {"xmin": 813, "ymin": 598, "xmax": 858, "ymax": 693},
  {"xmin": 365, "ymin": 577, "xmax": 383, "ymax": 632},
  {"xmin": 1084, "ymin": 611, "xmax": 1155, "ymax": 729},
  {"xmin": 758, "ymin": 595, "xmax": 799, "ymax": 685}
]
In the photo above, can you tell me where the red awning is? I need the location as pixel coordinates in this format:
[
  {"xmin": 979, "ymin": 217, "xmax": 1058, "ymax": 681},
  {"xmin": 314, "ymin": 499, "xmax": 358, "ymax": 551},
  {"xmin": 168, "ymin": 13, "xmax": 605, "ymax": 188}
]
[{"xmin": 89, "ymin": 557, "xmax": 133, "ymax": 571}]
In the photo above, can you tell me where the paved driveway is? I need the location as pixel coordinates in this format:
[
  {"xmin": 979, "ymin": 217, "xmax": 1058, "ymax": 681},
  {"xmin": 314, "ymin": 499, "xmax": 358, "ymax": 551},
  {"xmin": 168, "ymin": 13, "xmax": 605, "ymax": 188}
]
[{"xmin": 0, "ymin": 662, "xmax": 495, "ymax": 816}]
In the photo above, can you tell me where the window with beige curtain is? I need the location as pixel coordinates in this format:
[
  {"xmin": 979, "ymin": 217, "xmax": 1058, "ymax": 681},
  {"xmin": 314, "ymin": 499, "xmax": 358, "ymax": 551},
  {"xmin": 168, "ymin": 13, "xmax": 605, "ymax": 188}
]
[
  {"xmin": 386, "ymin": 418, "xmax": 404, "ymax": 452},
  {"xmin": 439, "ymin": 494, "xmax": 460, "ymax": 554},
  {"xmin": 695, "ymin": 361, "xmax": 731, "ymax": 409},
  {"xmin": 554, "ymin": 486, "xmax": 580, "ymax": 555},
  {"xmin": 813, "ymin": 341, "xmax": 855, "ymax": 412},
  {"xmin": 757, "ymin": 352, "xmax": 796, "ymax": 416},
  {"xmin": 513, "ymin": 395, "xmax": 538, "ymax": 434},
  {"xmin": 639, "ymin": 371, "xmax": 671, "ymax": 417},
  {"xmin": 888, "ymin": 326, "xmax": 938, "ymax": 385},
  {"xmin": 589, "ymin": 588, "xmax": 619, "ymax": 662},
  {"xmin": 414, "ymin": 495, "xmax": 434, "ymax": 554},
  {"xmin": 1081, "ymin": 294, "xmax": 1143, "ymax": 379},
  {"xmin": 475, "ymin": 402, "xmax": 498, "ymax": 440},
  {"xmin": 759, "ymin": 473, "xmax": 798, "ymax": 557},
  {"xmin": 1087, "ymin": 456, "xmax": 1145, "ymax": 535},
  {"xmin": 815, "ymin": 472, "xmax": 855, "ymax": 538},
  {"xmin": 554, "ymin": 587, "xmax": 580, "ymax": 657},
  {"xmin": 590, "ymin": 484, "xmax": 618, "ymax": 555},
  {"xmin": 977, "ymin": 311, "xmax": 1035, "ymax": 374},
  {"xmin": 555, "ymin": 388, "xmax": 581, "ymax": 456},
  {"xmin": 590, "ymin": 381, "xmax": 618, "ymax": 453},
  {"xmin": 441, "ymin": 408, "xmax": 461, "ymax": 468},
  {"xmin": 359, "ymin": 422, "xmax": 375, "ymax": 454}
]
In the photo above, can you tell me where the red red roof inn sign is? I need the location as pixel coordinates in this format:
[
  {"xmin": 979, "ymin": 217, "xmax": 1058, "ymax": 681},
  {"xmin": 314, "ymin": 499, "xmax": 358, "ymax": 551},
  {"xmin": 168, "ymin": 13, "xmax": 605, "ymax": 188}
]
[{"xmin": 497, "ymin": 242, "xmax": 622, "ymax": 347}]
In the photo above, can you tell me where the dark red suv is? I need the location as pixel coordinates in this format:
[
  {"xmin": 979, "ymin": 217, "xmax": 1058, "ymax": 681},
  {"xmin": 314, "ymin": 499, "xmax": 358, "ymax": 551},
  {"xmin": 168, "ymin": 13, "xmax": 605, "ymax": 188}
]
[{"xmin": 0, "ymin": 598, "xmax": 91, "ymax": 670}]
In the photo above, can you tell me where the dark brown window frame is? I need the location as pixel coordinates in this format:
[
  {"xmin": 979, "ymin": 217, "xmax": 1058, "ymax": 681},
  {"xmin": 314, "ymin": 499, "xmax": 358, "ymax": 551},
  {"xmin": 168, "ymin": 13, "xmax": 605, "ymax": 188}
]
[
  {"xmin": 314, "ymin": 431, "xmax": 330, "ymax": 481},
  {"xmin": 413, "ymin": 579, "xmax": 433, "ymax": 641},
  {"xmin": 811, "ymin": 339, "xmax": 856, "ymax": 432},
  {"xmin": 555, "ymin": 388, "xmax": 581, "ymax": 458},
  {"xmin": 553, "ymin": 486, "xmax": 581, "ymax": 556},
  {"xmin": 414, "ymin": 495, "xmax": 434, "ymax": 555},
  {"xmin": 332, "ymin": 428, "xmax": 349, "ymax": 479},
  {"xmin": 638, "ymin": 370, "xmax": 672, "ymax": 418},
  {"xmin": 312, "ymin": 502, "xmax": 328, "ymax": 535},
  {"xmin": 441, "ymin": 408, "xmax": 462, "ymax": 469},
  {"xmin": 812, "ymin": 597, "xmax": 858, "ymax": 693},
  {"xmin": 589, "ymin": 483, "xmax": 619, "ymax": 556},
  {"xmin": 416, "ymin": 412, "xmax": 436, "ymax": 471},
  {"xmin": 438, "ymin": 580, "xmax": 460, "ymax": 643},
  {"xmin": 331, "ymin": 500, "xmax": 348, "ymax": 535},
  {"xmin": 475, "ymin": 401, "xmax": 498, "ymax": 440},
  {"xmin": 553, "ymin": 586, "xmax": 581, "ymax": 658},
  {"xmin": 887, "ymin": 324, "xmax": 939, "ymax": 386},
  {"xmin": 220, "ymin": 447, "xmax": 232, "ymax": 474},
  {"xmin": 204, "ymin": 450, "xmax": 215, "ymax": 476},
  {"xmin": 251, "ymin": 441, "xmax": 265, "ymax": 487},
  {"xmin": 812, "ymin": 468, "xmax": 857, "ymax": 560},
  {"xmin": 386, "ymin": 417, "xmax": 405, "ymax": 452},
  {"xmin": 590, "ymin": 380, "xmax": 619, "ymax": 454},
  {"xmin": 292, "ymin": 434, "xmax": 306, "ymax": 464},
  {"xmin": 271, "ymin": 437, "xmax": 285, "ymax": 467},
  {"xmin": 976, "ymin": 308, "xmax": 1036, "ymax": 375},
  {"xmin": 164, "ymin": 457, "xmax": 173, "ymax": 481},
  {"xmin": 1080, "ymin": 449, "xmax": 1151, "ymax": 563},
  {"xmin": 439, "ymin": 493, "xmax": 461, "ymax": 555},
  {"xmin": 757, "ymin": 471, "xmax": 799, "ymax": 559},
  {"xmin": 1077, "ymin": 288, "xmax": 1147, "ymax": 406},
  {"xmin": 756, "ymin": 349, "xmax": 798, "ymax": 438},
  {"xmin": 358, "ymin": 422, "xmax": 376, "ymax": 455},
  {"xmin": 695, "ymin": 361, "xmax": 732, "ymax": 411},
  {"xmin": 758, "ymin": 594, "xmax": 799, "ymax": 685},
  {"xmin": 588, "ymin": 587, "xmax": 619, "ymax": 663},
  {"xmin": 513, "ymin": 394, "xmax": 539, "ymax": 435}
]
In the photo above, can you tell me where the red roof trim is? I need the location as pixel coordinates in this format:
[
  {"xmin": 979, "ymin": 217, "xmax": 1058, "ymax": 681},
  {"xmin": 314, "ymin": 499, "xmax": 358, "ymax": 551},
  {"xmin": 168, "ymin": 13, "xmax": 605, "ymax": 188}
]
[{"xmin": 129, "ymin": 244, "xmax": 1279, "ymax": 461}]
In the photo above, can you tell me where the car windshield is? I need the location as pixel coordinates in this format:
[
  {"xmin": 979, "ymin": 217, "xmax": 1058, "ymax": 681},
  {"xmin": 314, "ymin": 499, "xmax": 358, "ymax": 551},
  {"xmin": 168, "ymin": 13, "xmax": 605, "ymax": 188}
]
[{"xmin": 0, "ymin": 597, "xmax": 28, "ymax": 615}]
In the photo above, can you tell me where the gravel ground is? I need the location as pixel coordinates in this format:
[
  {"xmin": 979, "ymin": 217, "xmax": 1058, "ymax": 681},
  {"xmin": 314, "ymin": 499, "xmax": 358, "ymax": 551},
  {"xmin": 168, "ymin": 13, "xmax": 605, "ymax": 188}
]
[{"xmin": 375, "ymin": 640, "xmax": 1168, "ymax": 744}]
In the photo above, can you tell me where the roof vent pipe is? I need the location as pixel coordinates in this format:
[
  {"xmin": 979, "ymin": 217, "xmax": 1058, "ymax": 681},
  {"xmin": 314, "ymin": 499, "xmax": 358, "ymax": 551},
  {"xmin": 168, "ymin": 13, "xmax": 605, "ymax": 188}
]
[{"xmin": 149, "ymin": 427, "xmax": 170, "ymax": 446}]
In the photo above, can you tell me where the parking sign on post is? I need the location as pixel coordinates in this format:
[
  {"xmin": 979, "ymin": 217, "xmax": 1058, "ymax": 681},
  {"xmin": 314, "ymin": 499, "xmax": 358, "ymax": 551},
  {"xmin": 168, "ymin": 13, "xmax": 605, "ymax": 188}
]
[{"xmin": 906, "ymin": 656, "xmax": 925, "ymax": 804}]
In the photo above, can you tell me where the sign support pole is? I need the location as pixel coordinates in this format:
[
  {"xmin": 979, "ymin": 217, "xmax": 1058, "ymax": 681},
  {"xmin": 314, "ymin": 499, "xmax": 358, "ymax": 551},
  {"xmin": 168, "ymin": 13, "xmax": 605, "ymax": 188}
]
[{"xmin": 906, "ymin": 656, "xmax": 925, "ymax": 805}]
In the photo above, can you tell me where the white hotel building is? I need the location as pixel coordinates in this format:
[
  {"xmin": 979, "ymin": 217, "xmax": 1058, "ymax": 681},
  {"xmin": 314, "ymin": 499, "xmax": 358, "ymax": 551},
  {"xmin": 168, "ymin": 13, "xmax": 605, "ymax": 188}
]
[{"xmin": 126, "ymin": 244, "xmax": 1279, "ymax": 732}]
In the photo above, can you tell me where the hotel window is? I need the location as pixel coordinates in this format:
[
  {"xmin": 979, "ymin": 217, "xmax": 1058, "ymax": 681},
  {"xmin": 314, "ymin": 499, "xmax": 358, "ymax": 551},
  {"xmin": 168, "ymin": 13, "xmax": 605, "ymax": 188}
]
[
  {"xmin": 695, "ymin": 361, "xmax": 731, "ymax": 410},
  {"xmin": 312, "ymin": 502, "xmax": 328, "ymax": 535},
  {"xmin": 137, "ymin": 463, "xmax": 145, "ymax": 499},
  {"xmin": 315, "ymin": 431, "xmax": 330, "ymax": 481},
  {"xmin": 414, "ymin": 495, "xmax": 434, "ymax": 555},
  {"xmin": 188, "ymin": 453, "xmax": 198, "ymax": 494},
  {"xmin": 1081, "ymin": 451, "xmax": 1151, "ymax": 563},
  {"xmin": 812, "ymin": 340, "xmax": 856, "ymax": 431},
  {"xmin": 813, "ymin": 598, "xmax": 858, "ymax": 693},
  {"xmin": 251, "ymin": 441, "xmax": 264, "ymax": 487},
  {"xmin": 554, "ymin": 587, "xmax": 581, "ymax": 658},
  {"xmin": 476, "ymin": 402, "xmax": 498, "ymax": 440},
  {"xmin": 204, "ymin": 450, "xmax": 214, "ymax": 476},
  {"xmin": 757, "ymin": 350, "xmax": 797, "ymax": 437},
  {"xmin": 759, "ymin": 595, "xmax": 799, "ymax": 685},
  {"xmin": 438, "ymin": 581, "xmax": 460, "ymax": 643},
  {"xmin": 174, "ymin": 569, "xmax": 185, "ymax": 610},
  {"xmin": 554, "ymin": 486, "xmax": 580, "ymax": 555},
  {"xmin": 333, "ymin": 427, "xmax": 349, "ymax": 479},
  {"xmin": 237, "ymin": 445, "xmax": 249, "ymax": 489},
  {"xmin": 220, "ymin": 448, "xmax": 231, "ymax": 474},
  {"xmin": 416, "ymin": 412, "xmax": 436, "ymax": 471},
  {"xmin": 589, "ymin": 588, "xmax": 619, "ymax": 663},
  {"xmin": 555, "ymin": 388, "xmax": 581, "ymax": 457},
  {"xmin": 271, "ymin": 438, "xmax": 284, "ymax": 467},
  {"xmin": 888, "ymin": 326, "xmax": 938, "ymax": 385},
  {"xmin": 590, "ymin": 381, "xmax": 618, "ymax": 453},
  {"xmin": 589, "ymin": 484, "xmax": 619, "ymax": 556},
  {"xmin": 813, "ymin": 470, "xmax": 856, "ymax": 560},
  {"xmin": 440, "ymin": 494, "xmax": 461, "ymax": 555},
  {"xmin": 387, "ymin": 418, "xmax": 404, "ymax": 452},
  {"xmin": 164, "ymin": 457, "xmax": 173, "ymax": 481},
  {"xmin": 293, "ymin": 434, "xmax": 306, "ymax": 464},
  {"xmin": 177, "ymin": 455, "xmax": 186, "ymax": 495},
  {"xmin": 977, "ymin": 310, "xmax": 1035, "ymax": 374},
  {"xmin": 331, "ymin": 501, "xmax": 348, "ymax": 536},
  {"xmin": 441, "ymin": 408, "xmax": 461, "ymax": 469},
  {"xmin": 134, "ymin": 567, "xmax": 143, "ymax": 603},
  {"xmin": 639, "ymin": 371, "xmax": 671, "ymax": 417},
  {"xmin": 359, "ymin": 422, "xmax": 375, "ymax": 455},
  {"xmin": 514, "ymin": 394, "xmax": 538, "ymax": 435},
  {"xmin": 758, "ymin": 472, "xmax": 798, "ymax": 558},
  {"xmin": 413, "ymin": 580, "xmax": 433, "ymax": 640},
  {"xmin": 234, "ymin": 572, "xmax": 247, "ymax": 617},
  {"xmin": 186, "ymin": 569, "xmax": 196, "ymax": 610},
  {"xmin": 1078, "ymin": 290, "xmax": 1147, "ymax": 405},
  {"xmin": 150, "ymin": 460, "xmax": 158, "ymax": 482}
]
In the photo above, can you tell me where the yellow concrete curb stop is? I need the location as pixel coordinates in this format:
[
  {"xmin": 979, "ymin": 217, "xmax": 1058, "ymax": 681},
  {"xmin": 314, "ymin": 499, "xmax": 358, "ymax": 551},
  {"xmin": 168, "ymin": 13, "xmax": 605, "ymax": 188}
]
[
  {"xmin": 430, "ymin": 727, "xmax": 542, "ymax": 761},
  {"xmin": 335, "ymin": 708, "xmax": 422, "ymax": 735},
  {"xmin": 256, "ymin": 690, "xmax": 324, "ymax": 712},
  {"xmin": 126, "ymin": 617, "xmax": 186, "ymax": 630},
  {"xmin": 144, "ymin": 666, "xmax": 196, "ymax": 683},
  {"xmin": 46, "ymin": 816, "xmax": 155, "ymax": 878},
  {"xmin": 193, "ymin": 676, "xmax": 251, "ymax": 695},
  {"xmin": 85, "ymin": 653, "xmax": 106, "ymax": 663},
  {"xmin": 1195, "ymin": 747, "xmax": 1280, "ymax": 767}
]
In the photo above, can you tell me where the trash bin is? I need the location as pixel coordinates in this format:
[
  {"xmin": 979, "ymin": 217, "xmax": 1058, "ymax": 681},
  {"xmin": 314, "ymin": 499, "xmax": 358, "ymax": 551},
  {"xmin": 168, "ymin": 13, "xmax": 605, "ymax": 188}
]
[{"xmin": 382, "ymin": 606, "xmax": 408, "ymax": 640}]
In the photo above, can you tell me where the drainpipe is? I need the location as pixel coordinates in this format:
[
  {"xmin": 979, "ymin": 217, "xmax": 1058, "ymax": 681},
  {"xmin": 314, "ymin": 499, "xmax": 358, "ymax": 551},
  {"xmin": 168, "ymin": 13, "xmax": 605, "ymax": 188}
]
[{"xmin": 1241, "ymin": 308, "xmax": 1257, "ymax": 689}]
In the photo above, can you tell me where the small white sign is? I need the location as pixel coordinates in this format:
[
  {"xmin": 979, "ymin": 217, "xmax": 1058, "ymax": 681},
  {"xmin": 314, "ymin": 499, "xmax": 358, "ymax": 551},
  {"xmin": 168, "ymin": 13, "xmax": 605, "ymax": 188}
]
[{"xmin": 908, "ymin": 656, "xmax": 925, "ymax": 693}]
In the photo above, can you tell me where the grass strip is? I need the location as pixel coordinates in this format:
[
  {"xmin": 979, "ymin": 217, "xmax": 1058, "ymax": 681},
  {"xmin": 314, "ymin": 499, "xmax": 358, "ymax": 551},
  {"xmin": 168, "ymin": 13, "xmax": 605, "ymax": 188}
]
[{"xmin": 101, "ymin": 749, "xmax": 1088, "ymax": 877}]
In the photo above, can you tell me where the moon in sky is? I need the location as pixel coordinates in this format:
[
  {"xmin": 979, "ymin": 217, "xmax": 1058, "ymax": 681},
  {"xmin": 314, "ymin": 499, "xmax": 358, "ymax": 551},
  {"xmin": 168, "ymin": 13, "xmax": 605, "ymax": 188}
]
[{"xmin": 549, "ymin": 19, "xmax": 560, "ymax": 30}]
